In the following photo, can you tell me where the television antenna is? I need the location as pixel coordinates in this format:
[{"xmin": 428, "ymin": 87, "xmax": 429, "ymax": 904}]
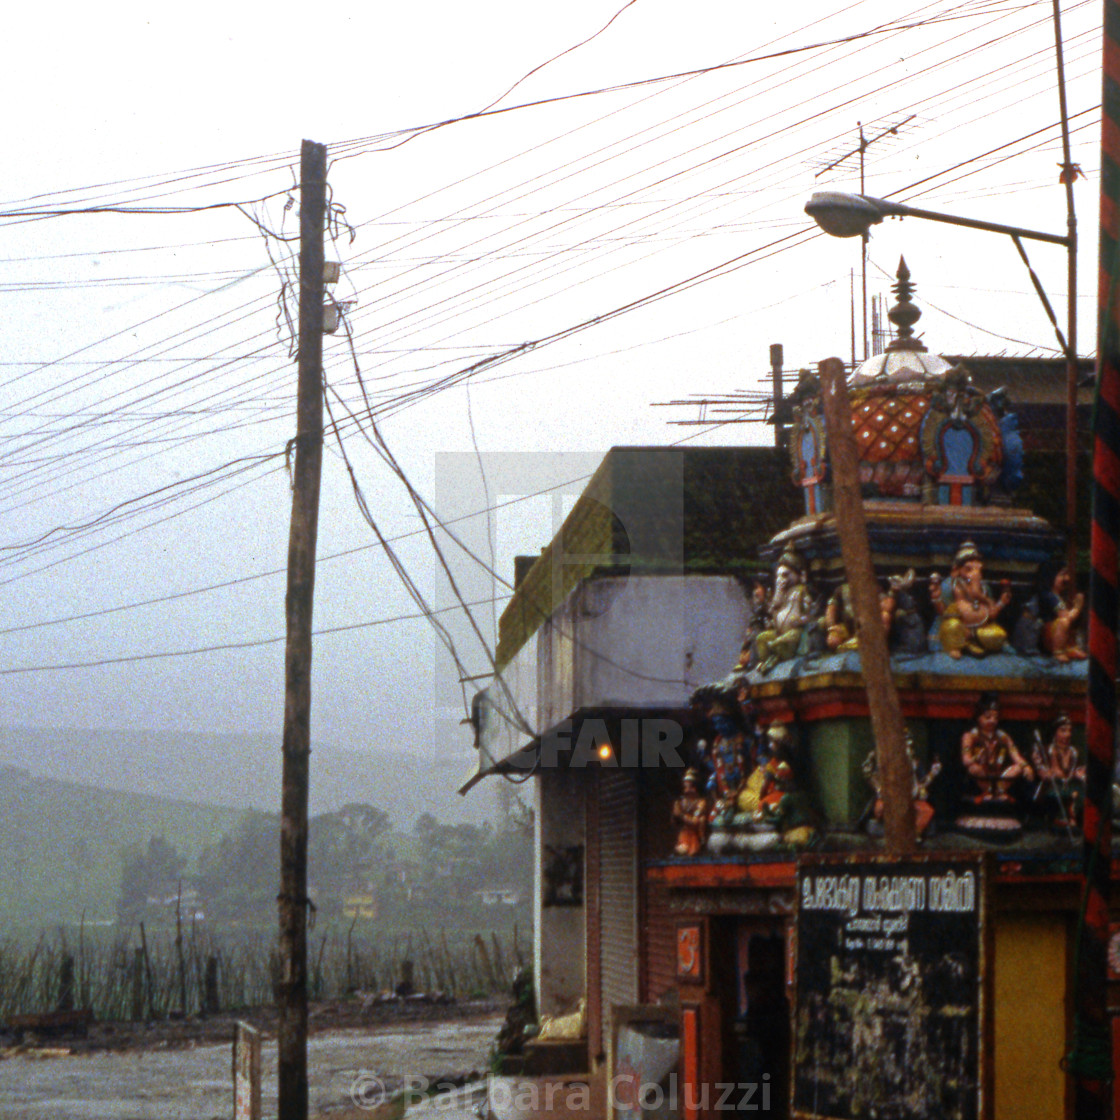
[{"xmin": 812, "ymin": 115, "xmax": 917, "ymax": 360}]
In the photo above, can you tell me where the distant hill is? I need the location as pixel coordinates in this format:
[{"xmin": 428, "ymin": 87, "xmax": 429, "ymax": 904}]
[
  {"xmin": 0, "ymin": 726, "xmax": 499, "ymax": 929},
  {"xmin": 0, "ymin": 726, "xmax": 492, "ymax": 826},
  {"xmin": 0, "ymin": 764, "xmax": 242, "ymax": 927},
  {"xmin": 0, "ymin": 761, "xmax": 494, "ymax": 929}
]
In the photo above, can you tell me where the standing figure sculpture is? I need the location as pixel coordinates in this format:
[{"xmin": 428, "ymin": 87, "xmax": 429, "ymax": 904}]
[
  {"xmin": 702, "ymin": 703, "xmax": 750, "ymax": 826},
  {"xmin": 1031, "ymin": 714, "xmax": 1084, "ymax": 833},
  {"xmin": 931, "ymin": 541, "xmax": 1012, "ymax": 658},
  {"xmin": 862, "ymin": 734, "xmax": 941, "ymax": 839},
  {"xmin": 672, "ymin": 769, "xmax": 709, "ymax": 856}
]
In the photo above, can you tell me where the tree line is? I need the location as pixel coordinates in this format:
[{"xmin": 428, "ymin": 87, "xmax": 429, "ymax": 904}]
[{"xmin": 116, "ymin": 803, "xmax": 532, "ymax": 927}]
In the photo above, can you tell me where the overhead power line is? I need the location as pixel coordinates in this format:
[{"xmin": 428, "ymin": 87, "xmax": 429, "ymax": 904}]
[
  {"xmin": 330, "ymin": 5, "xmax": 1037, "ymax": 158},
  {"xmin": 0, "ymin": 471, "xmax": 595, "ymax": 635},
  {"xmin": 0, "ymin": 596, "xmax": 509, "ymax": 675}
]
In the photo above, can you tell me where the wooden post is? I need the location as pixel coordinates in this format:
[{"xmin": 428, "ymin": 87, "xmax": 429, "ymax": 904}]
[
  {"xmin": 130, "ymin": 948, "xmax": 144, "ymax": 1022},
  {"xmin": 770, "ymin": 343, "xmax": 785, "ymax": 451},
  {"xmin": 204, "ymin": 955, "xmax": 219, "ymax": 1017},
  {"xmin": 277, "ymin": 138, "xmax": 327, "ymax": 1120},
  {"xmin": 234, "ymin": 1021, "xmax": 263, "ymax": 1120},
  {"xmin": 139, "ymin": 922, "xmax": 155, "ymax": 1021},
  {"xmin": 175, "ymin": 881, "xmax": 187, "ymax": 1017},
  {"xmin": 818, "ymin": 357, "xmax": 916, "ymax": 854},
  {"xmin": 57, "ymin": 953, "xmax": 74, "ymax": 1012}
]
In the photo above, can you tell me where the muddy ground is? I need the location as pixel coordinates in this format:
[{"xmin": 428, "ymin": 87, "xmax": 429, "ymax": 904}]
[{"xmin": 0, "ymin": 999, "xmax": 505, "ymax": 1120}]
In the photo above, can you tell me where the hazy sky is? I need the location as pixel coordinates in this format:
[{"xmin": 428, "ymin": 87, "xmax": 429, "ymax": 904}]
[{"xmin": 0, "ymin": 0, "xmax": 1100, "ymax": 779}]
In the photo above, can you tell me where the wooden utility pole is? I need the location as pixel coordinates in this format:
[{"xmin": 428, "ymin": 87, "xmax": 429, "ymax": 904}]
[
  {"xmin": 277, "ymin": 138, "xmax": 327, "ymax": 1120},
  {"xmin": 1051, "ymin": 0, "xmax": 1080, "ymax": 579},
  {"xmin": 770, "ymin": 343, "xmax": 785, "ymax": 451},
  {"xmin": 818, "ymin": 357, "xmax": 916, "ymax": 854}
]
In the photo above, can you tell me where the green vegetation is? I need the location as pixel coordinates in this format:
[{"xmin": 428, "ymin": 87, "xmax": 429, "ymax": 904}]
[
  {"xmin": 0, "ymin": 765, "xmax": 239, "ymax": 928},
  {"xmin": 0, "ymin": 765, "xmax": 531, "ymax": 931},
  {"xmin": 117, "ymin": 805, "xmax": 532, "ymax": 930},
  {"xmin": 0, "ymin": 923, "xmax": 527, "ymax": 1020},
  {"xmin": 0, "ymin": 763, "xmax": 534, "ymax": 1022}
]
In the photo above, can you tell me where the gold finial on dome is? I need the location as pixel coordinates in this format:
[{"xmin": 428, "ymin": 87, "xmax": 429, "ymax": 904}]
[
  {"xmin": 885, "ymin": 257, "xmax": 926, "ymax": 353},
  {"xmin": 850, "ymin": 256, "xmax": 950, "ymax": 383}
]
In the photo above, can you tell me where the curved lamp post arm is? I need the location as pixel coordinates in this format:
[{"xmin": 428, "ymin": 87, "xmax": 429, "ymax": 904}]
[{"xmin": 805, "ymin": 191, "xmax": 1070, "ymax": 246}]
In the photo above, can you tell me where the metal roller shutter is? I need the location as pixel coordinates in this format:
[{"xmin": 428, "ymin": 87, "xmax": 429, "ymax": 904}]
[
  {"xmin": 643, "ymin": 878, "xmax": 677, "ymax": 1004},
  {"xmin": 598, "ymin": 769, "xmax": 639, "ymax": 1051}
]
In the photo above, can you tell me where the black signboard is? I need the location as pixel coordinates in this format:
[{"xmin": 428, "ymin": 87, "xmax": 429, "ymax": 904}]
[{"xmin": 793, "ymin": 854, "xmax": 987, "ymax": 1120}]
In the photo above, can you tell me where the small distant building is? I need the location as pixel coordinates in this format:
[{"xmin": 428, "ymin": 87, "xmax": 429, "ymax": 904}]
[
  {"xmin": 342, "ymin": 893, "xmax": 378, "ymax": 921},
  {"xmin": 148, "ymin": 886, "xmax": 205, "ymax": 922},
  {"xmin": 474, "ymin": 886, "xmax": 523, "ymax": 906}
]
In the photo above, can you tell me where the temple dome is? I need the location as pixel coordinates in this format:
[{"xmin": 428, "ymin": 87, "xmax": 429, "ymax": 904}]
[
  {"xmin": 851, "ymin": 348, "xmax": 952, "ymax": 384},
  {"xmin": 789, "ymin": 258, "xmax": 1006, "ymax": 508}
]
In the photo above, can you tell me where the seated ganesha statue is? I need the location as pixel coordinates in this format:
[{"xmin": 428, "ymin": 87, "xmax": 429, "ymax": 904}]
[
  {"xmin": 931, "ymin": 541, "xmax": 1011, "ymax": 659},
  {"xmin": 753, "ymin": 549, "xmax": 815, "ymax": 674}
]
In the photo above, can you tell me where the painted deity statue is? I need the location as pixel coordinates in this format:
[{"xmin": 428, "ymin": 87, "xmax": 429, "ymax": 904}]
[
  {"xmin": 671, "ymin": 769, "xmax": 709, "ymax": 856},
  {"xmin": 736, "ymin": 724, "xmax": 815, "ymax": 847},
  {"xmin": 789, "ymin": 372, "xmax": 828, "ymax": 515},
  {"xmin": 960, "ymin": 693, "xmax": 1033, "ymax": 804},
  {"xmin": 755, "ymin": 726, "xmax": 796, "ymax": 817},
  {"xmin": 702, "ymin": 705, "xmax": 749, "ymax": 825},
  {"xmin": 988, "ymin": 387, "xmax": 1024, "ymax": 498},
  {"xmin": 737, "ymin": 723, "xmax": 790, "ymax": 816},
  {"xmin": 920, "ymin": 366, "xmax": 1002, "ymax": 506},
  {"xmin": 754, "ymin": 550, "xmax": 816, "ymax": 674},
  {"xmin": 862, "ymin": 735, "xmax": 941, "ymax": 839},
  {"xmin": 823, "ymin": 583, "xmax": 858, "ymax": 651},
  {"xmin": 824, "ymin": 570, "xmax": 920, "ymax": 654},
  {"xmin": 1040, "ymin": 566, "xmax": 1086, "ymax": 664},
  {"xmin": 736, "ymin": 579, "xmax": 770, "ymax": 671},
  {"xmin": 931, "ymin": 541, "xmax": 1011, "ymax": 658},
  {"xmin": 1031, "ymin": 714, "xmax": 1084, "ymax": 832}
]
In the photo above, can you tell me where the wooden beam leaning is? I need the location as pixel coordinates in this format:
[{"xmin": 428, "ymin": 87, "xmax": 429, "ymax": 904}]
[{"xmin": 818, "ymin": 357, "xmax": 916, "ymax": 855}]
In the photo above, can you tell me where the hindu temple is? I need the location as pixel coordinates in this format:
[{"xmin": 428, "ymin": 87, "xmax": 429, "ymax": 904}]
[
  {"xmin": 686, "ymin": 258, "xmax": 1086, "ymax": 856},
  {"xmin": 662, "ymin": 259, "xmax": 1096, "ymax": 1119}
]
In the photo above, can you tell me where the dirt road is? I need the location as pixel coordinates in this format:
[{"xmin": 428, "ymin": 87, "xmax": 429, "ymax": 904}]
[{"xmin": 0, "ymin": 1012, "xmax": 501, "ymax": 1120}]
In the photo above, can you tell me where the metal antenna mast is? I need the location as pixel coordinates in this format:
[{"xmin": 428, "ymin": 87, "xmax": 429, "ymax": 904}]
[{"xmin": 814, "ymin": 116, "xmax": 916, "ymax": 361}]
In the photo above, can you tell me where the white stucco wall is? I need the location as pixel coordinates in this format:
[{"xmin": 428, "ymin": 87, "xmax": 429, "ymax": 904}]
[
  {"xmin": 534, "ymin": 768, "xmax": 587, "ymax": 1018},
  {"xmin": 539, "ymin": 574, "xmax": 752, "ymax": 720},
  {"xmin": 486, "ymin": 574, "xmax": 751, "ymax": 1019}
]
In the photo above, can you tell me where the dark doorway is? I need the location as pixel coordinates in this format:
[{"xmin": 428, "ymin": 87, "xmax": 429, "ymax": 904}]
[{"xmin": 732, "ymin": 928, "xmax": 790, "ymax": 1116}]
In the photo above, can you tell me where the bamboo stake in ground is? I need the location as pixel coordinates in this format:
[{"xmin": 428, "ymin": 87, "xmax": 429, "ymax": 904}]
[{"xmin": 818, "ymin": 357, "xmax": 916, "ymax": 854}]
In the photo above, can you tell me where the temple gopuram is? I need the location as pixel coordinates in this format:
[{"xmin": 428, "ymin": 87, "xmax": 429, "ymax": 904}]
[
  {"xmin": 688, "ymin": 260, "xmax": 1085, "ymax": 856},
  {"xmin": 663, "ymin": 262, "xmax": 1099, "ymax": 1120}
]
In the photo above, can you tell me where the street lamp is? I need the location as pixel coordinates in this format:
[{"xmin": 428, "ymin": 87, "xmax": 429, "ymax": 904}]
[
  {"xmin": 805, "ymin": 190, "xmax": 1070, "ymax": 247},
  {"xmin": 805, "ymin": 189, "xmax": 1080, "ymax": 574}
]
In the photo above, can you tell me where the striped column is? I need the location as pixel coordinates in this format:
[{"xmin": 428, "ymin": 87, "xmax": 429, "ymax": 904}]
[{"xmin": 1074, "ymin": 1, "xmax": 1120, "ymax": 1112}]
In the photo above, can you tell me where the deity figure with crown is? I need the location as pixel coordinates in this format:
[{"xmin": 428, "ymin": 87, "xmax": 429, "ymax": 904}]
[{"xmin": 930, "ymin": 541, "xmax": 1012, "ymax": 658}]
